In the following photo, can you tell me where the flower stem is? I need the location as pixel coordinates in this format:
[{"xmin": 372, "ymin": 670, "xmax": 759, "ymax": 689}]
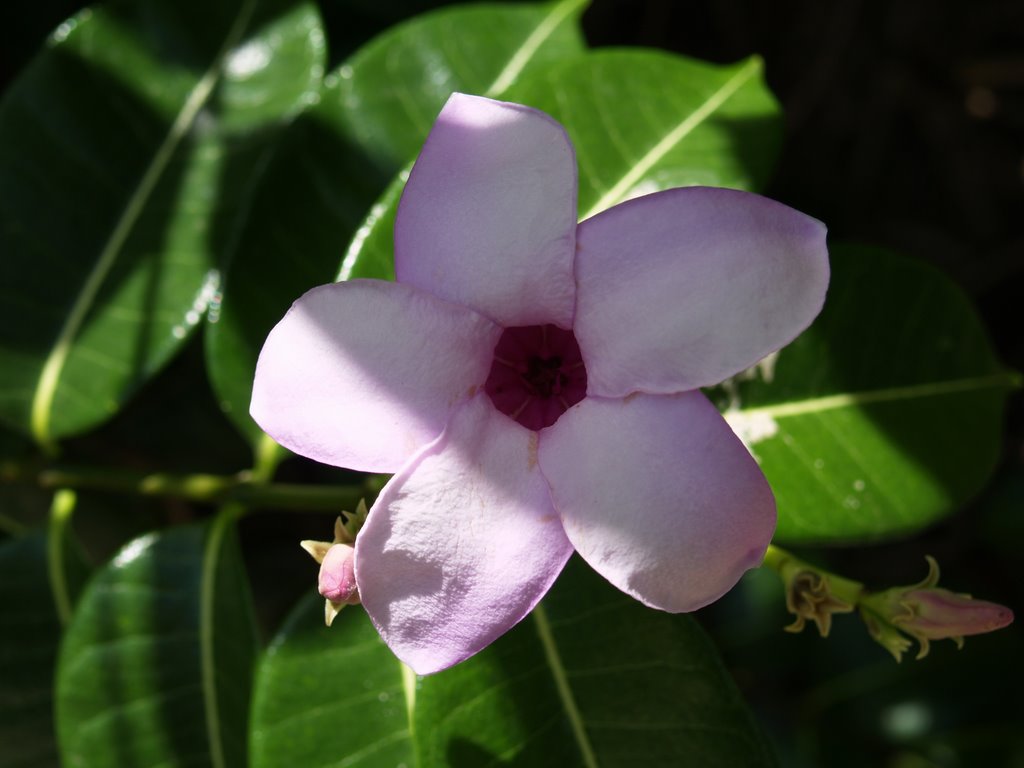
[
  {"xmin": 761, "ymin": 544, "xmax": 865, "ymax": 605},
  {"xmin": 1, "ymin": 460, "xmax": 374, "ymax": 512}
]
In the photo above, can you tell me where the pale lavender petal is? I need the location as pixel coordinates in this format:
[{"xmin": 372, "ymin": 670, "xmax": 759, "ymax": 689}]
[
  {"xmin": 573, "ymin": 187, "xmax": 829, "ymax": 397},
  {"xmin": 251, "ymin": 280, "xmax": 500, "ymax": 473},
  {"xmin": 395, "ymin": 93, "xmax": 577, "ymax": 328},
  {"xmin": 538, "ymin": 391, "xmax": 775, "ymax": 612},
  {"xmin": 356, "ymin": 394, "xmax": 573, "ymax": 675}
]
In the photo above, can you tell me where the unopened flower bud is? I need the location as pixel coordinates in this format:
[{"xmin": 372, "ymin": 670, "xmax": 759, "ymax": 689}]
[
  {"xmin": 300, "ymin": 502, "xmax": 369, "ymax": 627},
  {"xmin": 897, "ymin": 587, "xmax": 1013, "ymax": 643},
  {"xmin": 318, "ymin": 542, "xmax": 359, "ymax": 605},
  {"xmin": 861, "ymin": 556, "xmax": 1014, "ymax": 660}
]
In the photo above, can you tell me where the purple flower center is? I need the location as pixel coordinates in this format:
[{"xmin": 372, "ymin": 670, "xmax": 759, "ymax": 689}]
[{"xmin": 484, "ymin": 324, "xmax": 587, "ymax": 430}]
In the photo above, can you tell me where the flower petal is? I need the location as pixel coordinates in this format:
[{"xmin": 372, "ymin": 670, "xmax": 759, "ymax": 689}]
[
  {"xmin": 251, "ymin": 280, "xmax": 500, "ymax": 473},
  {"xmin": 356, "ymin": 394, "xmax": 573, "ymax": 674},
  {"xmin": 573, "ymin": 187, "xmax": 829, "ymax": 397},
  {"xmin": 395, "ymin": 93, "xmax": 577, "ymax": 328},
  {"xmin": 538, "ymin": 391, "xmax": 775, "ymax": 612}
]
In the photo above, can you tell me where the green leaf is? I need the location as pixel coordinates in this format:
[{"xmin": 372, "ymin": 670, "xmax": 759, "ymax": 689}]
[
  {"xmin": 0, "ymin": 533, "xmax": 62, "ymax": 768},
  {"xmin": 56, "ymin": 513, "xmax": 258, "ymax": 768},
  {"xmin": 342, "ymin": 49, "xmax": 780, "ymax": 284},
  {"xmin": 204, "ymin": 88, "xmax": 384, "ymax": 447},
  {"xmin": 206, "ymin": 0, "xmax": 587, "ymax": 446},
  {"xmin": 336, "ymin": 0, "xmax": 588, "ymax": 173},
  {"xmin": 250, "ymin": 595, "xmax": 414, "ymax": 768},
  {"xmin": 719, "ymin": 245, "xmax": 1018, "ymax": 543},
  {"xmin": 251, "ymin": 558, "xmax": 773, "ymax": 767},
  {"xmin": 415, "ymin": 558, "xmax": 774, "ymax": 766},
  {"xmin": 0, "ymin": 0, "xmax": 324, "ymax": 444},
  {"xmin": 503, "ymin": 50, "xmax": 781, "ymax": 217}
]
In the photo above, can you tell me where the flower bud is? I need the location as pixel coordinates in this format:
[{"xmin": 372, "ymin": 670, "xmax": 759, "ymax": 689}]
[
  {"xmin": 784, "ymin": 570, "xmax": 856, "ymax": 637},
  {"xmin": 861, "ymin": 556, "xmax": 1014, "ymax": 660},
  {"xmin": 899, "ymin": 586, "xmax": 1013, "ymax": 640},
  {"xmin": 318, "ymin": 542, "xmax": 359, "ymax": 605},
  {"xmin": 300, "ymin": 503, "xmax": 369, "ymax": 627}
]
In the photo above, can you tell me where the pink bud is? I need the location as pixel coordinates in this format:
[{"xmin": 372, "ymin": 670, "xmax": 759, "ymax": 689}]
[
  {"xmin": 318, "ymin": 543, "xmax": 359, "ymax": 605},
  {"xmin": 899, "ymin": 588, "xmax": 1013, "ymax": 640}
]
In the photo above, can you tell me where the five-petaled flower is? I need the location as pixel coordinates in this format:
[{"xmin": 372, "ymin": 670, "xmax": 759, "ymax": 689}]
[{"xmin": 252, "ymin": 93, "xmax": 829, "ymax": 674}]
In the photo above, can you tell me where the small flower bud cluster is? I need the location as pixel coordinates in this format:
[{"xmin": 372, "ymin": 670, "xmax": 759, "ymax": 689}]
[
  {"xmin": 766, "ymin": 546, "xmax": 1013, "ymax": 662},
  {"xmin": 859, "ymin": 556, "xmax": 1014, "ymax": 661},
  {"xmin": 300, "ymin": 499, "xmax": 369, "ymax": 626}
]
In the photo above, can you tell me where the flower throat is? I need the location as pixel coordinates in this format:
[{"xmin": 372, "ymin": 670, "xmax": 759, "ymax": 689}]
[{"xmin": 484, "ymin": 324, "xmax": 587, "ymax": 430}]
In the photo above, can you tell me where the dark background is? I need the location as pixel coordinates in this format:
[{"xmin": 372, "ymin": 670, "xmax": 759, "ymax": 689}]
[{"xmin": 3, "ymin": 1, "xmax": 1022, "ymax": 766}]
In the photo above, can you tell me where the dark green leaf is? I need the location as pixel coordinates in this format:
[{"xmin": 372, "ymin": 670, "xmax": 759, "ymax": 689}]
[
  {"xmin": 0, "ymin": 533, "xmax": 62, "ymax": 768},
  {"xmin": 250, "ymin": 595, "xmax": 413, "ymax": 768},
  {"xmin": 336, "ymin": 0, "xmax": 588, "ymax": 173},
  {"xmin": 0, "ymin": 0, "xmax": 323, "ymax": 444},
  {"xmin": 252, "ymin": 558, "xmax": 773, "ymax": 767},
  {"xmin": 207, "ymin": 0, "xmax": 587, "ymax": 446},
  {"xmin": 204, "ymin": 76, "xmax": 388, "ymax": 447},
  {"xmin": 56, "ymin": 514, "xmax": 258, "ymax": 767},
  {"xmin": 415, "ymin": 558, "xmax": 774, "ymax": 767},
  {"xmin": 718, "ymin": 245, "xmax": 1018, "ymax": 542}
]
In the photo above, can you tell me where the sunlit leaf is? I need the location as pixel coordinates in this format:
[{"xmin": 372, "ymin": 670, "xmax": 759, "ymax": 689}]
[
  {"xmin": 207, "ymin": 0, "xmax": 587, "ymax": 445},
  {"xmin": 342, "ymin": 50, "xmax": 780, "ymax": 286},
  {"xmin": 250, "ymin": 594, "xmax": 413, "ymax": 768},
  {"xmin": 336, "ymin": 0, "xmax": 588, "ymax": 173},
  {"xmin": 504, "ymin": 50, "xmax": 780, "ymax": 217},
  {"xmin": 719, "ymin": 245, "xmax": 1017, "ymax": 542},
  {"xmin": 0, "ymin": 0, "xmax": 323, "ymax": 444}
]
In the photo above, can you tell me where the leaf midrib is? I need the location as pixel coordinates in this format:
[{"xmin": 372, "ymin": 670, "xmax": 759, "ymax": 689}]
[
  {"xmin": 729, "ymin": 371, "xmax": 1019, "ymax": 421},
  {"xmin": 200, "ymin": 510, "xmax": 238, "ymax": 768},
  {"xmin": 484, "ymin": 0, "xmax": 588, "ymax": 97},
  {"xmin": 533, "ymin": 603, "xmax": 599, "ymax": 768},
  {"xmin": 581, "ymin": 56, "xmax": 762, "ymax": 219},
  {"xmin": 29, "ymin": 0, "xmax": 257, "ymax": 445}
]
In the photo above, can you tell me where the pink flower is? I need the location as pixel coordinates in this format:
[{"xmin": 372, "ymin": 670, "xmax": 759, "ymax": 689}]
[{"xmin": 252, "ymin": 93, "xmax": 829, "ymax": 674}]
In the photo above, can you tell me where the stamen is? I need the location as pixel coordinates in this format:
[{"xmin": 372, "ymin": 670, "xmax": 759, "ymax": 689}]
[
  {"xmin": 509, "ymin": 396, "xmax": 532, "ymax": 421},
  {"xmin": 483, "ymin": 324, "xmax": 587, "ymax": 430},
  {"xmin": 493, "ymin": 355, "xmax": 517, "ymax": 369}
]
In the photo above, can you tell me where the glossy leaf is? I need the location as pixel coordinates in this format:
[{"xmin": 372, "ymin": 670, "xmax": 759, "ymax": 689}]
[
  {"xmin": 415, "ymin": 558, "xmax": 774, "ymax": 766},
  {"xmin": 720, "ymin": 245, "xmax": 1017, "ymax": 542},
  {"xmin": 204, "ymin": 87, "xmax": 383, "ymax": 446},
  {"xmin": 250, "ymin": 595, "xmax": 413, "ymax": 768},
  {"xmin": 342, "ymin": 49, "xmax": 781, "ymax": 285},
  {"xmin": 207, "ymin": 0, "xmax": 587, "ymax": 445},
  {"xmin": 0, "ymin": 0, "xmax": 324, "ymax": 444},
  {"xmin": 0, "ymin": 533, "xmax": 62, "ymax": 768},
  {"xmin": 252, "ymin": 558, "xmax": 773, "ymax": 767},
  {"xmin": 56, "ymin": 515, "xmax": 257, "ymax": 768},
  {"xmin": 503, "ymin": 50, "xmax": 781, "ymax": 217},
  {"xmin": 336, "ymin": 0, "xmax": 588, "ymax": 173}
]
